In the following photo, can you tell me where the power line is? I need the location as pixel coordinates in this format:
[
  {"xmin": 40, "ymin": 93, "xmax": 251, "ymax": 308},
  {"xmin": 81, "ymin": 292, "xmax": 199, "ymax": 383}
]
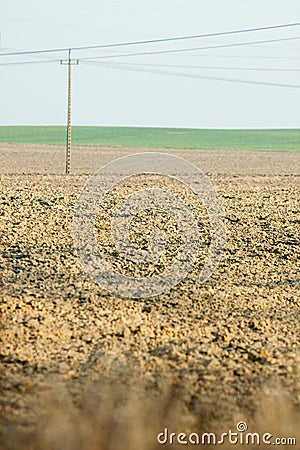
[
  {"xmin": 79, "ymin": 36, "xmax": 300, "ymax": 61},
  {"xmin": 0, "ymin": 59, "xmax": 60, "ymax": 66},
  {"xmin": 164, "ymin": 53, "xmax": 300, "ymax": 60},
  {"xmin": 1, "ymin": 53, "xmax": 299, "ymax": 64},
  {"xmin": 0, "ymin": 56, "xmax": 299, "ymax": 74},
  {"xmin": 94, "ymin": 61, "xmax": 300, "ymax": 72},
  {"xmin": 0, "ymin": 21, "xmax": 300, "ymax": 57},
  {"xmin": 82, "ymin": 60, "xmax": 300, "ymax": 89}
]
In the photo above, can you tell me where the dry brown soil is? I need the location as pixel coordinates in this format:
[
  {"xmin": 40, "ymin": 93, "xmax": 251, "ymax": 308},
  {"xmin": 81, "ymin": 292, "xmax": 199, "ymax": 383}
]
[{"xmin": 0, "ymin": 144, "xmax": 299, "ymax": 449}]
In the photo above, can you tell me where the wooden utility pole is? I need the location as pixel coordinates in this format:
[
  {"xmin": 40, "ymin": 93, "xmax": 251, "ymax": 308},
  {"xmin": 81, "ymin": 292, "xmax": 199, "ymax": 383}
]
[{"xmin": 60, "ymin": 49, "xmax": 79, "ymax": 175}]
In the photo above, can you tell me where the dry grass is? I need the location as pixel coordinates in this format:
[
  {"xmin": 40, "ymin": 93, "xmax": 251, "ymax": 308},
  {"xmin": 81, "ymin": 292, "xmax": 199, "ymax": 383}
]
[{"xmin": 1, "ymin": 375, "xmax": 299, "ymax": 450}]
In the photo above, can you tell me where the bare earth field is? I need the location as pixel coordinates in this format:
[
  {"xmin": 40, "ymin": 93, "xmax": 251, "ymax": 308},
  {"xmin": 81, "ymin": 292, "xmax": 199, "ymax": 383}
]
[{"xmin": 0, "ymin": 143, "xmax": 299, "ymax": 449}]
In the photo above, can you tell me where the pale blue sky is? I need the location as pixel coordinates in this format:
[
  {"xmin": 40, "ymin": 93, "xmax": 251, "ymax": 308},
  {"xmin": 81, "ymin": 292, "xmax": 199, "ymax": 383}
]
[{"xmin": 0, "ymin": 0, "xmax": 300, "ymax": 128}]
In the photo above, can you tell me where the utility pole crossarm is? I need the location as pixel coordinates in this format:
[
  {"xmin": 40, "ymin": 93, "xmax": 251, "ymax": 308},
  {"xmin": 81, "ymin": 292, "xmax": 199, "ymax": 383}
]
[{"xmin": 60, "ymin": 49, "xmax": 79, "ymax": 175}]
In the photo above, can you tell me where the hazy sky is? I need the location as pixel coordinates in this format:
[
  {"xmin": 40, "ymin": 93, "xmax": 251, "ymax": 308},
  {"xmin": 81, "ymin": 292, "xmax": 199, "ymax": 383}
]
[{"xmin": 0, "ymin": 0, "xmax": 300, "ymax": 128}]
